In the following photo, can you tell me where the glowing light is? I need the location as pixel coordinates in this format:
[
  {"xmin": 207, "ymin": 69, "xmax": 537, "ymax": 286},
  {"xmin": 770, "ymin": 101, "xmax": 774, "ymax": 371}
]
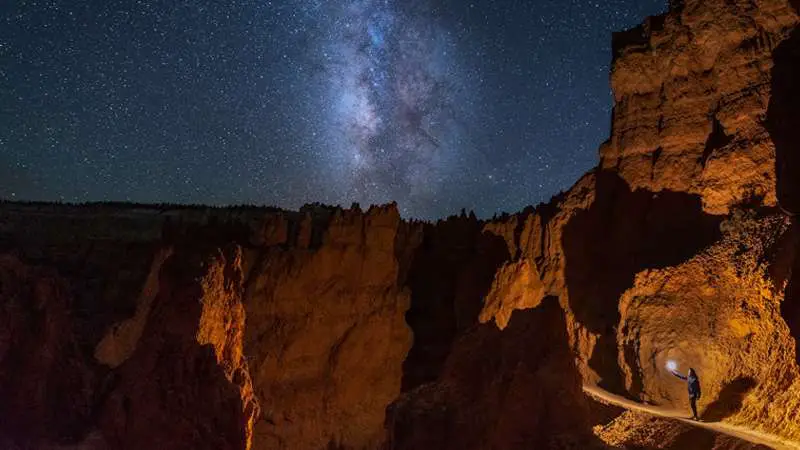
[{"xmin": 666, "ymin": 360, "xmax": 678, "ymax": 371}]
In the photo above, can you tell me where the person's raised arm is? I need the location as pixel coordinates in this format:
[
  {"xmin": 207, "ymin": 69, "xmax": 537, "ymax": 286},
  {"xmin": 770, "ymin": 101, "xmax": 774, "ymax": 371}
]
[{"xmin": 671, "ymin": 370, "xmax": 687, "ymax": 380}]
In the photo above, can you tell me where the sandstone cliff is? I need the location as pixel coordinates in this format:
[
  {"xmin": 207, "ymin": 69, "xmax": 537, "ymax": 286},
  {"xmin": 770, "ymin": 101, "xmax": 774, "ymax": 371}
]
[
  {"xmin": 471, "ymin": 0, "xmax": 800, "ymax": 442},
  {"xmin": 604, "ymin": 0, "xmax": 798, "ymax": 215},
  {"xmin": 0, "ymin": 203, "xmax": 416, "ymax": 449},
  {"xmin": 239, "ymin": 205, "xmax": 411, "ymax": 449},
  {"xmin": 392, "ymin": 0, "xmax": 800, "ymax": 444}
]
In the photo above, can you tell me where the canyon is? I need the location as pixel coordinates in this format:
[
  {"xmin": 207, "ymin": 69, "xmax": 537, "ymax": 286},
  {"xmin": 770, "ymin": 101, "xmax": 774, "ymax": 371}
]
[{"xmin": 2, "ymin": 0, "xmax": 800, "ymax": 448}]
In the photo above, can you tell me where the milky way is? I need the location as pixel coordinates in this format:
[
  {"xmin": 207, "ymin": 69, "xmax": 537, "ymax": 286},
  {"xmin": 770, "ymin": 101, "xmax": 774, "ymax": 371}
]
[
  {"xmin": 307, "ymin": 0, "xmax": 475, "ymax": 215},
  {"xmin": 2, "ymin": 0, "xmax": 668, "ymax": 219}
]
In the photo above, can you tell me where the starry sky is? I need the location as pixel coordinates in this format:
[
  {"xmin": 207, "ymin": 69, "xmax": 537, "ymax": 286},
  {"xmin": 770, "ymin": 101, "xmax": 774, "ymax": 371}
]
[{"xmin": 1, "ymin": 0, "xmax": 667, "ymax": 219}]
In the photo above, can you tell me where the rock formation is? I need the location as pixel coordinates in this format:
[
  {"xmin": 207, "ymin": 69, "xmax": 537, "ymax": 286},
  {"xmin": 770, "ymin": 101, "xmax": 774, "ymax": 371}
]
[
  {"xmin": 0, "ymin": 204, "xmax": 415, "ymax": 449},
  {"xmin": 2, "ymin": 0, "xmax": 800, "ymax": 448},
  {"xmin": 99, "ymin": 244, "xmax": 260, "ymax": 450},
  {"xmin": 386, "ymin": 297, "xmax": 606, "ymax": 450},
  {"xmin": 392, "ymin": 0, "xmax": 800, "ymax": 444},
  {"xmin": 604, "ymin": 0, "xmax": 798, "ymax": 215},
  {"xmin": 240, "ymin": 205, "xmax": 412, "ymax": 449}
]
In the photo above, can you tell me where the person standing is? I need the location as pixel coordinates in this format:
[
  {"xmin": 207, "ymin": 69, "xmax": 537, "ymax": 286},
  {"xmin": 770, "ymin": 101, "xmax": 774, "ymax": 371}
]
[{"xmin": 672, "ymin": 367, "xmax": 702, "ymax": 420}]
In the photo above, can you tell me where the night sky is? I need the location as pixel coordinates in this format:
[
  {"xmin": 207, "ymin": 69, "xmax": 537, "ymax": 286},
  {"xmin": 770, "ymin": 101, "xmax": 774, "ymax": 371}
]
[{"xmin": 2, "ymin": 0, "xmax": 666, "ymax": 219}]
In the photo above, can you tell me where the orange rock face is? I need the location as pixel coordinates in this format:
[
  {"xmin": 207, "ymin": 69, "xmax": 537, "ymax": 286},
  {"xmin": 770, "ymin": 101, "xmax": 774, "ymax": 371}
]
[
  {"xmin": 456, "ymin": 0, "xmax": 800, "ymax": 443},
  {"xmin": 473, "ymin": 1, "xmax": 800, "ymax": 444},
  {"xmin": 603, "ymin": 0, "xmax": 798, "ymax": 215},
  {"xmin": 615, "ymin": 212, "xmax": 800, "ymax": 431},
  {"xmin": 100, "ymin": 244, "xmax": 259, "ymax": 450},
  {"xmin": 0, "ymin": 203, "xmax": 417, "ymax": 449},
  {"xmin": 240, "ymin": 205, "xmax": 412, "ymax": 449}
]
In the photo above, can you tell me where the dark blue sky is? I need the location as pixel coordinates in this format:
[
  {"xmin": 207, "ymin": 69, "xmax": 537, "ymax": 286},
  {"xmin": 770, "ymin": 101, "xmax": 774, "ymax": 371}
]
[{"xmin": 1, "ymin": 0, "xmax": 666, "ymax": 219}]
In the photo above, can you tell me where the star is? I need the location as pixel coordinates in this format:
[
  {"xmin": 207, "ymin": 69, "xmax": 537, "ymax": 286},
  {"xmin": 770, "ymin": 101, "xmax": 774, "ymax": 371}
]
[{"xmin": 1, "ymin": 0, "xmax": 667, "ymax": 219}]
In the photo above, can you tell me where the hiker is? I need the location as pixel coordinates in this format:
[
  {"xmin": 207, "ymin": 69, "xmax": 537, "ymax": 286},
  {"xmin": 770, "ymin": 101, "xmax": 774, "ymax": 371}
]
[{"xmin": 671, "ymin": 367, "xmax": 702, "ymax": 420}]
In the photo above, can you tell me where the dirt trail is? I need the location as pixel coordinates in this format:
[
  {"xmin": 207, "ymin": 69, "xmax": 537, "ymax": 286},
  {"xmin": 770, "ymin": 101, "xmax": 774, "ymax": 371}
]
[{"xmin": 584, "ymin": 385, "xmax": 800, "ymax": 450}]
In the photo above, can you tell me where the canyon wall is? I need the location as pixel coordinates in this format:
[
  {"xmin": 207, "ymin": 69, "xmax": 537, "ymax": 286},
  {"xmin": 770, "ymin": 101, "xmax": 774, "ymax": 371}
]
[
  {"xmin": 0, "ymin": 202, "xmax": 600, "ymax": 449},
  {"xmin": 392, "ymin": 0, "xmax": 800, "ymax": 443},
  {"xmin": 386, "ymin": 297, "xmax": 606, "ymax": 450},
  {"xmin": 603, "ymin": 0, "xmax": 798, "ymax": 215},
  {"xmin": 0, "ymin": 204, "xmax": 416, "ymax": 449},
  {"xmin": 2, "ymin": 0, "xmax": 800, "ymax": 448},
  {"xmin": 471, "ymin": 0, "xmax": 800, "ymax": 441},
  {"xmin": 238, "ymin": 206, "xmax": 412, "ymax": 449}
]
